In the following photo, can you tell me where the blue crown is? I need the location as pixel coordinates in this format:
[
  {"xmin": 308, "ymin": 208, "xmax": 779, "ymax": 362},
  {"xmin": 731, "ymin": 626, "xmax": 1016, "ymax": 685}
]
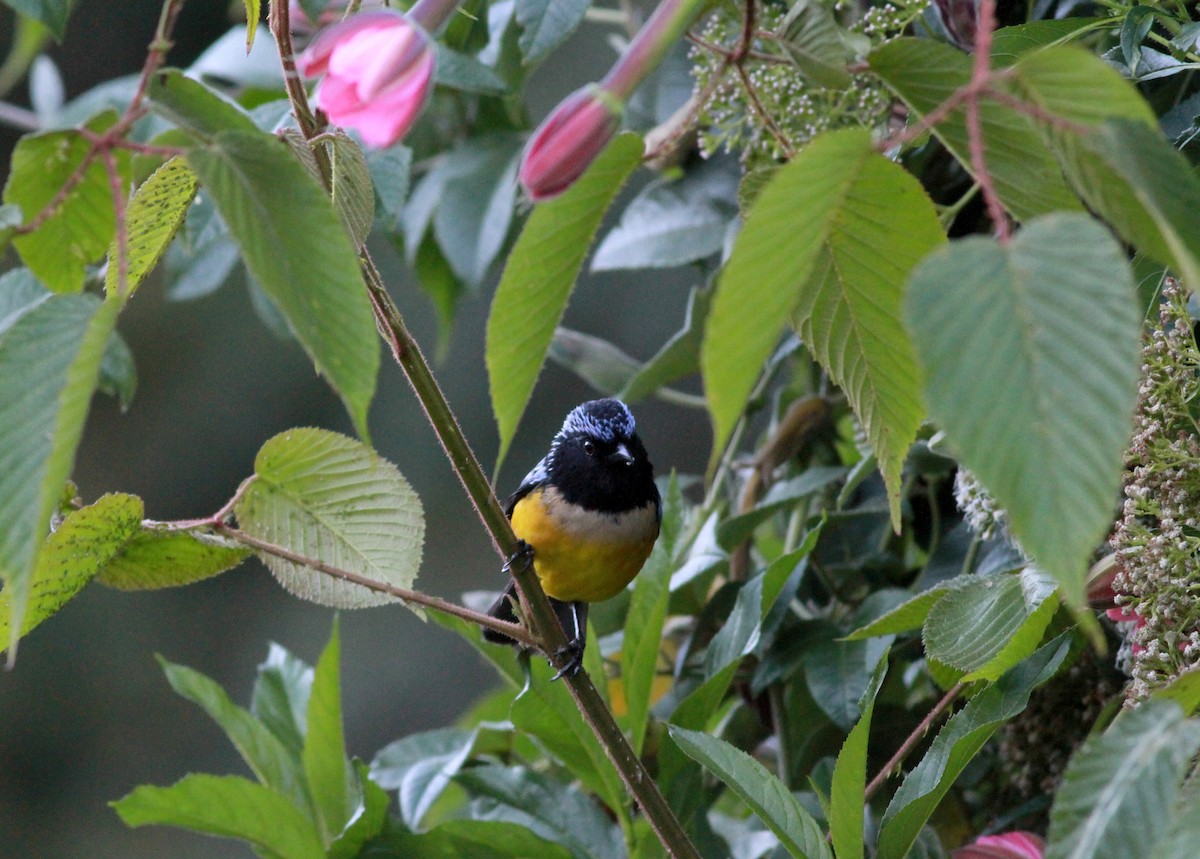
[{"xmin": 559, "ymin": 398, "xmax": 636, "ymax": 442}]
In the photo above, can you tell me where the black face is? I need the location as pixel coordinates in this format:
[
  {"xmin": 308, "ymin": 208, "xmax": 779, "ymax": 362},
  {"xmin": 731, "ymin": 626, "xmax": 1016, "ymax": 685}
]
[{"xmin": 548, "ymin": 429, "xmax": 658, "ymax": 514}]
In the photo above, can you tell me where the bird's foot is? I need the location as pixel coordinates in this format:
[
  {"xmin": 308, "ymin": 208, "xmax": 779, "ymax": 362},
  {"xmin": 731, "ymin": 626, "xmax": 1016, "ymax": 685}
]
[
  {"xmin": 550, "ymin": 638, "xmax": 585, "ymax": 681},
  {"xmin": 503, "ymin": 539, "xmax": 534, "ymax": 574}
]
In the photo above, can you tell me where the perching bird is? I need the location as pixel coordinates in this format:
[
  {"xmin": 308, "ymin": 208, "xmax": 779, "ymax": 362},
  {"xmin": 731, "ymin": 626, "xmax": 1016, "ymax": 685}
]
[{"xmin": 484, "ymin": 398, "xmax": 661, "ymax": 678}]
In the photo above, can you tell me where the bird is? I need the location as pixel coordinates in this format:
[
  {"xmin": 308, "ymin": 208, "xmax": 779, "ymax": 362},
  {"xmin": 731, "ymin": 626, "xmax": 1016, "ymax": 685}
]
[{"xmin": 484, "ymin": 398, "xmax": 661, "ymax": 678}]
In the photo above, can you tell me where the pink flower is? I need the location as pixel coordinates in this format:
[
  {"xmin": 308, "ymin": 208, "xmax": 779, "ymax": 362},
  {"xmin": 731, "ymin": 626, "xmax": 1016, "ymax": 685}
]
[
  {"xmin": 952, "ymin": 832, "xmax": 1045, "ymax": 859},
  {"xmin": 518, "ymin": 85, "xmax": 622, "ymax": 201},
  {"xmin": 297, "ymin": 10, "xmax": 434, "ymax": 148}
]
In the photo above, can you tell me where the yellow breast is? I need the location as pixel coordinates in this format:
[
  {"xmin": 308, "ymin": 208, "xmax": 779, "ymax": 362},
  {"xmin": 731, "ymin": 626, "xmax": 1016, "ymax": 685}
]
[{"xmin": 509, "ymin": 486, "xmax": 659, "ymax": 603}]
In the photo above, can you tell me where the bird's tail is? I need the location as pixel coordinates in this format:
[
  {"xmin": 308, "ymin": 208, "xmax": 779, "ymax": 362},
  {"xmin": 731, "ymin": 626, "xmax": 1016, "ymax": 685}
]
[{"xmin": 482, "ymin": 579, "xmax": 520, "ymax": 644}]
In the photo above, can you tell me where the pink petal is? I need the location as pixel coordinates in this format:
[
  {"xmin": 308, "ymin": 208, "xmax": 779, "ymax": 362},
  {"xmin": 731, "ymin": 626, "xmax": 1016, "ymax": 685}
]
[
  {"xmin": 329, "ymin": 25, "xmax": 420, "ymax": 101},
  {"xmin": 325, "ymin": 51, "xmax": 433, "ymax": 147},
  {"xmin": 297, "ymin": 9, "xmax": 406, "ymax": 77}
]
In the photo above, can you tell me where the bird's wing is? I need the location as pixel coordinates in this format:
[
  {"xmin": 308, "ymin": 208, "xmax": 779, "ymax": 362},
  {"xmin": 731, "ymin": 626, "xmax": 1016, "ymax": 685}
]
[{"xmin": 503, "ymin": 456, "xmax": 549, "ymax": 517}]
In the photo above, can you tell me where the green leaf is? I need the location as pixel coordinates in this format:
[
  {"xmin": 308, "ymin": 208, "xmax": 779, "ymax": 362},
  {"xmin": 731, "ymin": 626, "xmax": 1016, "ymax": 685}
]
[
  {"xmin": 0, "ymin": 202, "xmax": 22, "ymax": 252},
  {"xmin": 370, "ymin": 727, "xmax": 478, "ymax": 830},
  {"xmin": 148, "ymin": 69, "xmax": 258, "ymax": 138},
  {"xmin": 548, "ymin": 328, "xmax": 642, "ymax": 395},
  {"xmin": 106, "ymin": 157, "xmax": 198, "ymax": 296},
  {"xmin": 620, "ymin": 286, "xmax": 711, "ymax": 404},
  {"xmin": 704, "ymin": 128, "xmax": 939, "ymax": 526},
  {"xmin": 381, "ymin": 819, "xmax": 574, "ymax": 859},
  {"xmin": 1046, "ymin": 700, "xmax": 1200, "ymax": 859},
  {"xmin": 367, "ymin": 146, "xmax": 412, "ymax": 231},
  {"xmin": 304, "ymin": 619, "xmax": 355, "ymax": 845},
  {"xmin": 434, "ymin": 44, "xmax": 509, "ymax": 93},
  {"xmin": 252, "ymin": 643, "xmax": 313, "ymax": 758},
  {"xmin": 158, "ymin": 657, "xmax": 308, "ymax": 807},
  {"xmin": 455, "ymin": 765, "xmax": 623, "ymax": 859},
  {"xmin": 329, "ymin": 132, "xmax": 375, "ymax": 248},
  {"xmin": 509, "ymin": 656, "xmax": 628, "ymax": 819},
  {"xmin": 924, "ymin": 569, "xmax": 1058, "ymax": 682},
  {"xmin": 3, "ymin": 0, "xmax": 74, "ymax": 40},
  {"xmin": 0, "ymin": 293, "xmax": 119, "ymax": 655},
  {"xmin": 244, "ymin": 0, "xmax": 260, "ymax": 49},
  {"xmin": 486, "ymin": 133, "xmax": 643, "ymax": 466},
  {"xmin": 515, "ymin": 0, "xmax": 590, "ymax": 62},
  {"xmin": 4, "ymin": 111, "xmax": 130, "ymax": 293},
  {"xmin": 0, "ymin": 493, "xmax": 141, "ymax": 651},
  {"xmin": 829, "ymin": 647, "xmax": 889, "ymax": 859},
  {"xmin": 669, "ymin": 726, "xmax": 833, "ymax": 859},
  {"xmin": 717, "ymin": 467, "xmax": 847, "ymax": 550},
  {"xmin": 112, "ymin": 774, "xmax": 325, "ymax": 859},
  {"xmin": 185, "ymin": 129, "xmax": 379, "ymax": 438},
  {"xmin": 1152, "ymin": 667, "xmax": 1200, "ymax": 717},
  {"xmin": 591, "ymin": 157, "xmax": 739, "ymax": 271},
  {"xmin": 869, "ymin": 39, "xmax": 1082, "ymax": 220},
  {"xmin": 0, "ymin": 266, "xmax": 50, "ymax": 328},
  {"xmin": 328, "ymin": 762, "xmax": 389, "ymax": 859},
  {"xmin": 876, "ymin": 635, "xmax": 1070, "ymax": 859},
  {"xmin": 843, "ymin": 581, "xmax": 965, "ymax": 640},
  {"xmin": 990, "ymin": 18, "xmax": 1103, "ymax": 65},
  {"xmin": 803, "ymin": 637, "xmax": 884, "ymax": 731},
  {"xmin": 1006, "ymin": 45, "xmax": 1155, "ymax": 127},
  {"xmin": 96, "ymin": 528, "xmax": 249, "ymax": 589},
  {"xmin": 622, "ymin": 476, "xmax": 682, "ymax": 755},
  {"xmin": 98, "ymin": 327, "xmax": 136, "ymax": 410},
  {"xmin": 233, "ymin": 428, "xmax": 425, "ymax": 609},
  {"xmin": 905, "ymin": 214, "xmax": 1140, "ymax": 609},
  {"xmin": 434, "ymin": 134, "xmax": 523, "ymax": 287},
  {"xmin": 779, "ymin": 0, "xmax": 853, "ymax": 89}
]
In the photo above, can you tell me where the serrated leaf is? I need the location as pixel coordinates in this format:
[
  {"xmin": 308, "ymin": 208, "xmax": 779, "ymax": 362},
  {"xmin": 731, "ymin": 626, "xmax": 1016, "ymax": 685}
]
[
  {"xmin": 106, "ymin": 157, "xmax": 198, "ymax": 296},
  {"xmin": 112, "ymin": 774, "xmax": 325, "ymax": 859},
  {"xmin": 779, "ymin": 0, "xmax": 853, "ymax": 89},
  {"xmin": 843, "ymin": 580, "xmax": 967, "ymax": 640},
  {"xmin": 669, "ymin": 726, "xmax": 833, "ymax": 859},
  {"xmin": 704, "ymin": 128, "xmax": 939, "ymax": 527},
  {"xmin": 869, "ymin": 38, "xmax": 1082, "ymax": 220},
  {"xmin": 371, "ymin": 727, "xmax": 478, "ymax": 830},
  {"xmin": 0, "ymin": 293, "xmax": 119, "ymax": 655},
  {"xmin": 329, "ymin": 132, "xmax": 375, "ymax": 247},
  {"xmin": 1046, "ymin": 700, "xmax": 1200, "ymax": 859},
  {"xmin": 96, "ymin": 528, "xmax": 249, "ymax": 590},
  {"xmin": 186, "ymin": 130, "xmax": 380, "ymax": 438},
  {"xmin": 368, "ymin": 145, "xmax": 412, "ymax": 230},
  {"xmin": 304, "ymin": 620, "xmax": 355, "ymax": 845},
  {"xmin": 4, "ymin": 0, "xmax": 74, "ymax": 40},
  {"xmin": 233, "ymin": 428, "xmax": 425, "ymax": 609},
  {"xmin": 4, "ymin": 111, "xmax": 130, "ymax": 293},
  {"xmin": 0, "ymin": 493, "xmax": 141, "ymax": 651},
  {"xmin": 486, "ymin": 133, "xmax": 643, "ymax": 466},
  {"xmin": 515, "ymin": 0, "xmax": 590, "ymax": 62},
  {"xmin": 923, "ymin": 569, "xmax": 1058, "ymax": 680},
  {"xmin": 829, "ymin": 647, "xmax": 889, "ymax": 859},
  {"xmin": 158, "ymin": 657, "xmax": 308, "ymax": 807},
  {"xmin": 905, "ymin": 215, "xmax": 1140, "ymax": 609},
  {"xmin": 877, "ymin": 636, "xmax": 1070, "ymax": 859}
]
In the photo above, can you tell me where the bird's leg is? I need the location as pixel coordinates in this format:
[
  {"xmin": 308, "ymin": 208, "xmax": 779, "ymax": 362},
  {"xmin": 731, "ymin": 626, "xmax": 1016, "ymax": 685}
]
[
  {"xmin": 550, "ymin": 599, "xmax": 589, "ymax": 681},
  {"xmin": 503, "ymin": 538, "xmax": 534, "ymax": 574}
]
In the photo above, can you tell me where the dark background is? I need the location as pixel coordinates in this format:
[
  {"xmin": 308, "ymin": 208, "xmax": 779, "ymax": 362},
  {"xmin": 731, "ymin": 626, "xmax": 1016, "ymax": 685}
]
[{"xmin": 0, "ymin": 2, "xmax": 709, "ymax": 855}]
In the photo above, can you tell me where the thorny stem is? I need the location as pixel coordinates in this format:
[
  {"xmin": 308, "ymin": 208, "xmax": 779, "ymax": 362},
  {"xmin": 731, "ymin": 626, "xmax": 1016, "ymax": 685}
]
[
  {"xmin": 966, "ymin": 0, "xmax": 1010, "ymax": 241},
  {"xmin": 864, "ymin": 682, "xmax": 965, "ymax": 800},
  {"xmin": 270, "ymin": 7, "xmax": 700, "ymax": 855}
]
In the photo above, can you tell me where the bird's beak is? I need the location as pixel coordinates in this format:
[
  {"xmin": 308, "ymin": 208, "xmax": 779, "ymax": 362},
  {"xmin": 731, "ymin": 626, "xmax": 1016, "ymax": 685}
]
[{"xmin": 609, "ymin": 443, "xmax": 634, "ymax": 466}]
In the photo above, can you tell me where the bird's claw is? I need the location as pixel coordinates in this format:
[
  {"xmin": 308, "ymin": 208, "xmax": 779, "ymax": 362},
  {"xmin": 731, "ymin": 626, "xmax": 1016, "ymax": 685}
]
[
  {"xmin": 503, "ymin": 539, "xmax": 534, "ymax": 574},
  {"xmin": 550, "ymin": 638, "xmax": 584, "ymax": 681}
]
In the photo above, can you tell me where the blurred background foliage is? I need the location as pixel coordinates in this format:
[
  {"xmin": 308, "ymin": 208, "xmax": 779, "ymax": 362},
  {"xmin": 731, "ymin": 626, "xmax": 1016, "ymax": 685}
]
[{"xmin": 0, "ymin": 3, "xmax": 709, "ymax": 855}]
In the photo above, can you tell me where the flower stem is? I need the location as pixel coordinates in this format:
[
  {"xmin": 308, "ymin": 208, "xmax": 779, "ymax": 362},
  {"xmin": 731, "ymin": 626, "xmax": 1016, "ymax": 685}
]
[{"xmin": 601, "ymin": 0, "xmax": 712, "ymax": 100}]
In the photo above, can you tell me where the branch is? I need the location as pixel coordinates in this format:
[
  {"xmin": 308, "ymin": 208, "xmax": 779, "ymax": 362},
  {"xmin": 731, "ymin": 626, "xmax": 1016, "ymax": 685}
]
[
  {"xmin": 864, "ymin": 682, "xmax": 964, "ymax": 800},
  {"xmin": 966, "ymin": 0, "xmax": 1010, "ymax": 242}
]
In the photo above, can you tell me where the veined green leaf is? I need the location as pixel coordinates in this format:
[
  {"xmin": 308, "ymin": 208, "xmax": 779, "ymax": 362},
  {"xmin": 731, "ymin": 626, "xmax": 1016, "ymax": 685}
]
[
  {"xmin": 486, "ymin": 133, "xmax": 643, "ymax": 467},
  {"xmin": 148, "ymin": 69, "xmax": 258, "ymax": 138},
  {"xmin": 106, "ymin": 157, "xmax": 198, "ymax": 297},
  {"xmin": 0, "ymin": 493, "xmax": 141, "ymax": 651},
  {"xmin": 329, "ymin": 132, "xmax": 375, "ymax": 248},
  {"xmin": 704, "ymin": 128, "xmax": 940, "ymax": 527},
  {"xmin": 830, "ymin": 648, "xmax": 889, "ymax": 859},
  {"xmin": 1047, "ymin": 700, "xmax": 1200, "ymax": 859},
  {"xmin": 0, "ymin": 293, "xmax": 119, "ymax": 656},
  {"xmin": 905, "ymin": 215, "xmax": 1140, "ymax": 610},
  {"xmin": 186, "ymin": 130, "xmax": 379, "ymax": 439},
  {"xmin": 112, "ymin": 774, "xmax": 325, "ymax": 859},
  {"xmin": 869, "ymin": 38, "xmax": 1082, "ymax": 220},
  {"xmin": 244, "ymin": 0, "xmax": 260, "ymax": 49},
  {"xmin": 515, "ymin": 0, "xmax": 590, "ymax": 62},
  {"xmin": 96, "ymin": 528, "xmax": 249, "ymax": 590},
  {"xmin": 370, "ymin": 727, "xmax": 479, "ymax": 830},
  {"xmin": 252, "ymin": 643, "xmax": 314, "ymax": 758},
  {"xmin": 669, "ymin": 726, "xmax": 833, "ymax": 859},
  {"xmin": 4, "ymin": 111, "xmax": 130, "ymax": 293},
  {"xmin": 233, "ymin": 428, "xmax": 425, "ymax": 609}
]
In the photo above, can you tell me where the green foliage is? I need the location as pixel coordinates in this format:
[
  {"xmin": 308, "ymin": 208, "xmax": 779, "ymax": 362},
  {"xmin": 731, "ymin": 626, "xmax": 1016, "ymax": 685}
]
[
  {"xmin": 105, "ymin": 157, "xmax": 198, "ymax": 296},
  {"xmin": 95, "ymin": 528, "xmax": 250, "ymax": 590},
  {"xmin": 233, "ymin": 428, "xmax": 425, "ymax": 609}
]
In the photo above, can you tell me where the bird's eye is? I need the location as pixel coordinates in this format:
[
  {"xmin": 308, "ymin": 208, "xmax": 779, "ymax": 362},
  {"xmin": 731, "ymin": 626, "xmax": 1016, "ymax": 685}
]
[{"xmin": 582, "ymin": 440, "xmax": 597, "ymax": 456}]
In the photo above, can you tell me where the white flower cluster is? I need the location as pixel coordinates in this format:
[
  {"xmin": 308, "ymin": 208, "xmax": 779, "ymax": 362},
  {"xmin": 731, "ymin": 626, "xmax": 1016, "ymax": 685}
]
[
  {"xmin": 953, "ymin": 467, "xmax": 1007, "ymax": 541},
  {"xmin": 1110, "ymin": 279, "xmax": 1200, "ymax": 700}
]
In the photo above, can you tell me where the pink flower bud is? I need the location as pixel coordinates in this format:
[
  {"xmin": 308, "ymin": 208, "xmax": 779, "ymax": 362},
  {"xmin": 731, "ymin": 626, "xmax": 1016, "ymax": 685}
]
[
  {"xmin": 297, "ymin": 10, "xmax": 435, "ymax": 149},
  {"xmin": 952, "ymin": 832, "xmax": 1045, "ymax": 859},
  {"xmin": 518, "ymin": 86, "xmax": 623, "ymax": 201}
]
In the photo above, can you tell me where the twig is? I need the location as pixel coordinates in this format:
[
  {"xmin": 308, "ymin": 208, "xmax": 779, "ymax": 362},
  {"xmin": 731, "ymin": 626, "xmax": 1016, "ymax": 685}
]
[
  {"xmin": 864, "ymin": 682, "xmax": 965, "ymax": 800},
  {"xmin": 966, "ymin": 0, "xmax": 1010, "ymax": 242},
  {"xmin": 213, "ymin": 524, "xmax": 539, "ymax": 646}
]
